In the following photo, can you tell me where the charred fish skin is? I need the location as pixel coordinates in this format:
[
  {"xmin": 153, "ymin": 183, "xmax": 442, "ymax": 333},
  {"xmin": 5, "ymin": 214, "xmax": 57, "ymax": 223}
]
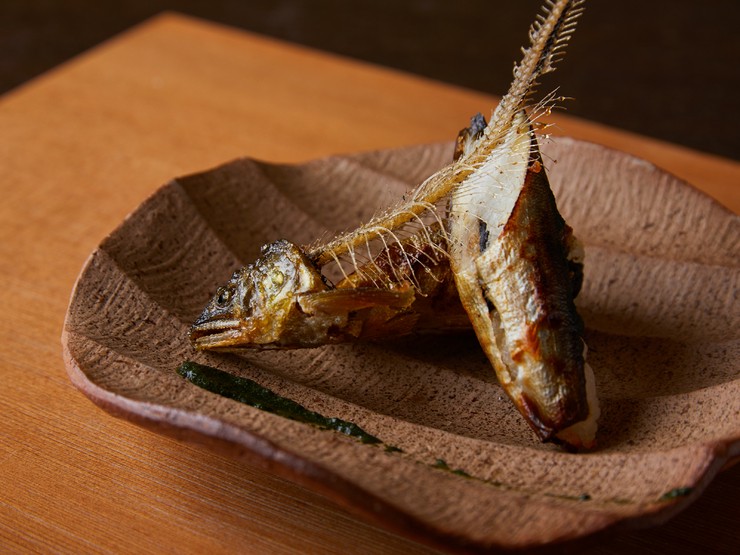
[
  {"xmin": 459, "ymin": 120, "xmax": 587, "ymax": 441},
  {"xmin": 448, "ymin": 111, "xmax": 597, "ymax": 448},
  {"xmin": 489, "ymin": 151, "xmax": 588, "ymax": 438}
]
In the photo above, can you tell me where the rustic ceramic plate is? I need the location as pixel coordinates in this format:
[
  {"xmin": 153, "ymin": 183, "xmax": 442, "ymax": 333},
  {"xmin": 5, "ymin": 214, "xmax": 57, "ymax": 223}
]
[{"xmin": 62, "ymin": 137, "xmax": 739, "ymax": 553}]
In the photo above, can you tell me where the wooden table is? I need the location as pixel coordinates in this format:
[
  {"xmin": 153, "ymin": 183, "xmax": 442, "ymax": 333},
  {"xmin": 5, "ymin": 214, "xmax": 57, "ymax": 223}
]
[{"xmin": 1, "ymin": 13, "xmax": 738, "ymax": 554}]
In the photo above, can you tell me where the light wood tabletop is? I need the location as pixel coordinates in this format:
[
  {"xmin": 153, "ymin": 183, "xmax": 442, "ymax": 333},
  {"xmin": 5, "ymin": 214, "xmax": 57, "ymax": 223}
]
[{"xmin": 1, "ymin": 13, "xmax": 737, "ymax": 554}]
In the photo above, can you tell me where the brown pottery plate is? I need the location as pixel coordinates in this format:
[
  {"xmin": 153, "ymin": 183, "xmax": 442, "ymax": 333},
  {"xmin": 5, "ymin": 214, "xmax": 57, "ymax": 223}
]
[{"xmin": 62, "ymin": 137, "xmax": 739, "ymax": 553}]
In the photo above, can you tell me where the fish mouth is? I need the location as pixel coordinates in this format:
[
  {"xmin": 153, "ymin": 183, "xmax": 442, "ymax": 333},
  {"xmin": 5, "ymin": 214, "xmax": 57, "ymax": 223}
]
[{"xmin": 189, "ymin": 318, "xmax": 243, "ymax": 349}]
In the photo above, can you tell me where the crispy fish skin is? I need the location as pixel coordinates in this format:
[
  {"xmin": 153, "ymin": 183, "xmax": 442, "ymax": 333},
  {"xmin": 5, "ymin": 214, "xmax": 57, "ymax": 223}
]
[
  {"xmin": 479, "ymin": 152, "xmax": 588, "ymax": 438},
  {"xmin": 449, "ymin": 112, "xmax": 597, "ymax": 447}
]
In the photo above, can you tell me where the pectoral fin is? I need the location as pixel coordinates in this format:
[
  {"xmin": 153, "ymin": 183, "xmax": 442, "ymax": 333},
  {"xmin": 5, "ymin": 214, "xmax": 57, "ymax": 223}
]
[{"xmin": 297, "ymin": 286, "xmax": 415, "ymax": 314}]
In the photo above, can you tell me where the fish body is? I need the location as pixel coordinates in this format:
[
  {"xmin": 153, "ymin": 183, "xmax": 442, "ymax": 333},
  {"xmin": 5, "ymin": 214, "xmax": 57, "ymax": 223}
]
[{"xmin": 448, "ymin": 111, "xmax": 597, "ymax": 447}]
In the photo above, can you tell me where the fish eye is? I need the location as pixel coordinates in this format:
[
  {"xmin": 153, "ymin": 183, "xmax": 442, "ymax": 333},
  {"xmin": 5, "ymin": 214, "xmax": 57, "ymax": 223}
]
[
  {"xmin": 270, "ymin": 270, "xmax": 285, "ymax": 287},
  {"xmin": 215, "ymin": 286, "xmax": 232, "ymax": 307}
]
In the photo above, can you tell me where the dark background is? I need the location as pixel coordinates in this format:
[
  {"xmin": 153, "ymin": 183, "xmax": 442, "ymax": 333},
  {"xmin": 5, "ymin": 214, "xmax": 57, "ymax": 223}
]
[{"xmin": 2, "ymin": 0, "xmax": 738, "ymax": 160}]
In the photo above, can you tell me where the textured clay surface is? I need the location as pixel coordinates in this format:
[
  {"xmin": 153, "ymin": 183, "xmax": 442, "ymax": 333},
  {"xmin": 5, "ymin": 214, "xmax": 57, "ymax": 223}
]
[{"xmin": 63, "ymin": 137, "xmax": 739, "ymax": 552}]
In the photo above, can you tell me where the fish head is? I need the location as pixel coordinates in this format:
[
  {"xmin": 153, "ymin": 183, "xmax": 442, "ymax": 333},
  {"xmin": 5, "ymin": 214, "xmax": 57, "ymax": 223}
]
[{"xmin": 189, "ymin": 239, "xmax": 328, "ymax": 350}]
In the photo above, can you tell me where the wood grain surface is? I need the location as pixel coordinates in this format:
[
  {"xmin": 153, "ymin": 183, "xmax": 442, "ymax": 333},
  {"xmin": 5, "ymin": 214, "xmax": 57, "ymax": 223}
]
[{"xmin": 1, "ymin": 13, "xmax": 738, "ymax": 554}]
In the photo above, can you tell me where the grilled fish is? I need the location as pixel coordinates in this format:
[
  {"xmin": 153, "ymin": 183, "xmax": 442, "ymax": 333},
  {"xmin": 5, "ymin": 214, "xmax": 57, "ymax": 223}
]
[
  {"xmin": 189, "ymin": 226, "xmax": 470, "ymax": 349},
  {"xmin": 190, "ymin": 0, "xmax": 599, "ymax": 449}
]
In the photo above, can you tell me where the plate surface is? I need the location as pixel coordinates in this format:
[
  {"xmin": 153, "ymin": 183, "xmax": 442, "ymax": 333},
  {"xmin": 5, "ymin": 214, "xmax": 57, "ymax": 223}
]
[{"xmin": 62, "ymin": 137, "xmax": 739, "ymax": 552}]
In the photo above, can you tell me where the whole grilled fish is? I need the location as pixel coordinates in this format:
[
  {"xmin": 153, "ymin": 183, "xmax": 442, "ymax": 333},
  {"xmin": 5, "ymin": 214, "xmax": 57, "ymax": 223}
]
[{"xmin": 190, "ymin": 0, "xmax": 599, "ymax": 449}]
